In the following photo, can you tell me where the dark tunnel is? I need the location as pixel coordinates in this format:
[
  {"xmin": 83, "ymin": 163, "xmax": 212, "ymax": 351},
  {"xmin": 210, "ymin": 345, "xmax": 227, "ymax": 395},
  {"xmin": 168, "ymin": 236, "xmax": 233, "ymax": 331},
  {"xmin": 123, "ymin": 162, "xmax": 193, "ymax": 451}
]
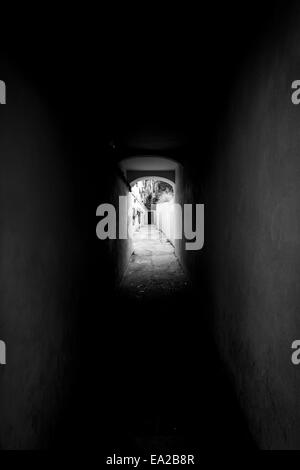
[{"xmin": 1, "ymin": 2, "xmax": 300, "ymax": 451}]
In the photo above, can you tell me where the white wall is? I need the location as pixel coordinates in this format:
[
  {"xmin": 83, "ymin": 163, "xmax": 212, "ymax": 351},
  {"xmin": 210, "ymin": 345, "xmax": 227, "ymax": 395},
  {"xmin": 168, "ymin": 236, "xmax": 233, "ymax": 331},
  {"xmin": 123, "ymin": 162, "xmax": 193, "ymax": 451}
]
[{"xmin": 156, "ymin": 200, "xmax": 175, "ymax": 245}]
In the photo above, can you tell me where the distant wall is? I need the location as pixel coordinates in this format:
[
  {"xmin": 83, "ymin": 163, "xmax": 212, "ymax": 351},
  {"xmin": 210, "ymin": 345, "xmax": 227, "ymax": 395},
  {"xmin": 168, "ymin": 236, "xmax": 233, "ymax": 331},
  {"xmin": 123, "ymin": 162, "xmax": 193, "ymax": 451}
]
[
  {"xmin": 174, "ymin": 163, "xmax": 204, "ymax": 280},
  {"xmin": 108, "ymin": 178, "xmax": 133, "ymax": 286},
  {"xmin": 156, "ymin": 200, "xmax": 175, "ymax": 244}
]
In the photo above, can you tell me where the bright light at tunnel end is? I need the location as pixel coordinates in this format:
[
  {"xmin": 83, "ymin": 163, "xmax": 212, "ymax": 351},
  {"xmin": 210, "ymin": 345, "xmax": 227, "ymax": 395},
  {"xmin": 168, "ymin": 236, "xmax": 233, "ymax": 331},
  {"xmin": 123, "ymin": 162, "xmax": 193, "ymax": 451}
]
[{"xmin": 96, "ymin": 197, "xmax": 204, "ymax": 251}]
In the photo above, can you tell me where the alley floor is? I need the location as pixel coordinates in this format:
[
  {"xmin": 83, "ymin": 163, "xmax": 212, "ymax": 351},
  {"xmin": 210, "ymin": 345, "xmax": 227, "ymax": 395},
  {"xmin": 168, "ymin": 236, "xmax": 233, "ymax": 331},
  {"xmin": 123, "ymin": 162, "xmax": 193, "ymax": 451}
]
[
  {"xmin": 119, "ymin": 225, "xmax": 189, "ymax": 299},
  {"xmin": 112, "ymin": 225, "xmax": 256, "ymax": 453}
]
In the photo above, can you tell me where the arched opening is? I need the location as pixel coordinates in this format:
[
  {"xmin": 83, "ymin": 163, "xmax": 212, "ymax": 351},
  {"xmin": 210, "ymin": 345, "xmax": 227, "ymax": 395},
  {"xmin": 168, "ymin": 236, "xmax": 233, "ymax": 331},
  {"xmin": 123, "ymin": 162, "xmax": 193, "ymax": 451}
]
[
  {"xmin": 118, "ymin": 156, "xmax": 188, "ymax": 298},
  {"xmin": 130, "ymin": 175, "xmax": 175, "ymax": 189},
  {"xmin": 130, "ymin": 176, "xmax": 174, "ymax": 247},
  {"xmin": 130, "ymin": 176, "xmax": 174, "ymax": 223}
]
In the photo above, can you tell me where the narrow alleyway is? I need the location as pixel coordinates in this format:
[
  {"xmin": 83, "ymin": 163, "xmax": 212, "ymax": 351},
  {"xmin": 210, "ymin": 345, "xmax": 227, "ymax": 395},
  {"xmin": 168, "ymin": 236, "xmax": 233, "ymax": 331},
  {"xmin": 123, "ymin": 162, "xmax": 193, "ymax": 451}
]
[
  {"xmin": 113, "ymin": 224, "xmax": 256, "ymax": 453},
  {"xmin": 120, "ymin": 225, "xmax": 189, "ymax": 299}
]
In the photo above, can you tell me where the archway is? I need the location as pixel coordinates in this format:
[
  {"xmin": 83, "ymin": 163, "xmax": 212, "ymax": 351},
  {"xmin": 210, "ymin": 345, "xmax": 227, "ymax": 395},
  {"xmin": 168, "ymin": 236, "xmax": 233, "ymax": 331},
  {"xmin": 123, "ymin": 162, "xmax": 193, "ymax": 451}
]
[
  {"xmin": 117, "ymin": 156, "xmax": 187, "ymax": 299},
  {"xmin": 130, "ymin": 177, "xmax": 174, "ymax": 229},
  {"xmin": 130, "ymin": 175, "xmax": 175, "ymax": 189}
]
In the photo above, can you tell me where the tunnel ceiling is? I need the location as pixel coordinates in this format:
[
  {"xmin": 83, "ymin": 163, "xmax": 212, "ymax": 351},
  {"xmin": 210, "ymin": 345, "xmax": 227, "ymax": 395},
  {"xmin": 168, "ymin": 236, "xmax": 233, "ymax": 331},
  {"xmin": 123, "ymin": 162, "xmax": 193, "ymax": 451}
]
[
  {"xmin": 118, "ymin": 128, "xmax": 187, "ymax": 151},
  {"xmin": 120, "ymin": 157, "xmax": 177, "ymax": 185},
  {"xmin": 121, "ymin": 156, "xmax": 177, "ymax": 171}
]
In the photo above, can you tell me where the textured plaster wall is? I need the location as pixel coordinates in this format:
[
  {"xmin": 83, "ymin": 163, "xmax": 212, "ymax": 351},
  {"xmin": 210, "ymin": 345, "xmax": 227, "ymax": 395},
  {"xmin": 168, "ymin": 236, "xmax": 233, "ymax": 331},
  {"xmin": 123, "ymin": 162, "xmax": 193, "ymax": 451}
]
[
  {"xmin": 206, "ymin": 14, "xmax": 300, "ymax": 449},
  {"xmin": 0, "ymin": 77, "xmax": 79, "ymax": 449},
  {"xmin": 174, "ymin": 163, "xmax": 204, "ymax": 281}
]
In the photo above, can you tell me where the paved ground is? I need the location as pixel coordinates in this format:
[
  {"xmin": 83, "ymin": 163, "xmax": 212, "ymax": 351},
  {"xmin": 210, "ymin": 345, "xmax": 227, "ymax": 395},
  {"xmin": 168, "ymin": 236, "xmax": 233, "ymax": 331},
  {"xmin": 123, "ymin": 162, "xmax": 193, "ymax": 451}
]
[{"xmin": 119, "ymin": 225, "xmax": 189, "ymax": 299}]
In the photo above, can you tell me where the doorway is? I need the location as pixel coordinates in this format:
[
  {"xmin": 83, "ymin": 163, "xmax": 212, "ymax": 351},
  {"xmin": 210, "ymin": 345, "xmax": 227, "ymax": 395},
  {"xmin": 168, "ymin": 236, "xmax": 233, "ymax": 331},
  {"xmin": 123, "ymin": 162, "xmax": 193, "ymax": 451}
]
[{"xmin": 147, "ymin": 211, "xmax": 154, "ymax": 224}]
